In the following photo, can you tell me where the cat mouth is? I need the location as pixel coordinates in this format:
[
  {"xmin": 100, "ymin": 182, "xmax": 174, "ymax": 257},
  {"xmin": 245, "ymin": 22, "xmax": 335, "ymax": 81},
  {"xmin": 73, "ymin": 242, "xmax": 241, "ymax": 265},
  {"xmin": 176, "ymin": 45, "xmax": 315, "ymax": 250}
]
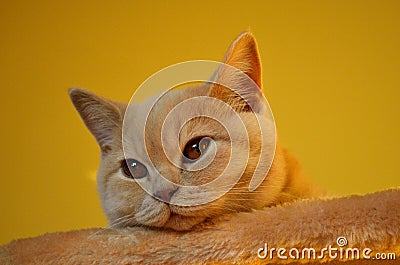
[
  {"xmin": 133, "ymin": 207, "xmax": 203, "ymax": 230},
  {"xmin": 133, "ymin": 197, "xmax": 206, "ymax": 230},
  {"xmin": 168, "ymin": 204, "xmax": 205, "ymax": 217}
]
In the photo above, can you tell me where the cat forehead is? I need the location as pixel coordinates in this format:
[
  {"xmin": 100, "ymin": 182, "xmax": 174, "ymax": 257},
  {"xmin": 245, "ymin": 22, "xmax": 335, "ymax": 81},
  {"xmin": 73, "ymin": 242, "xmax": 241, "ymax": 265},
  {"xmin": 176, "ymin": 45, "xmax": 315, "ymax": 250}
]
[
  {"xmin": 122, "ymin": 85, "xmax": 209, "ymax": 153},
  {"xmin": 125, "ymin": 85, "xmax": 209, "ymax": 127}
]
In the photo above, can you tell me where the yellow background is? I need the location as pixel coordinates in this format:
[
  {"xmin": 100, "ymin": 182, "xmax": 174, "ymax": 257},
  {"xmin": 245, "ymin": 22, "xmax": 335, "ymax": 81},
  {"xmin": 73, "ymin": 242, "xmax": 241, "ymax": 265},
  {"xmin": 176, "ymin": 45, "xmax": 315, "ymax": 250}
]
[{"xmin": 0, "ymin": 1, "xmax": 399, "ymax": 245}]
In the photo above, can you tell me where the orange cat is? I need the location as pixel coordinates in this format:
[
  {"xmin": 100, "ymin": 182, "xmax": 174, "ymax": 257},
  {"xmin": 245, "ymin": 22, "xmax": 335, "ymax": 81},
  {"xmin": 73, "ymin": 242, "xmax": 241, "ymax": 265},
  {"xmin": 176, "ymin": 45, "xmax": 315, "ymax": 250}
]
[{"xmin": 70, "ymin": 32, "xmax": 321, "ymax": 231}]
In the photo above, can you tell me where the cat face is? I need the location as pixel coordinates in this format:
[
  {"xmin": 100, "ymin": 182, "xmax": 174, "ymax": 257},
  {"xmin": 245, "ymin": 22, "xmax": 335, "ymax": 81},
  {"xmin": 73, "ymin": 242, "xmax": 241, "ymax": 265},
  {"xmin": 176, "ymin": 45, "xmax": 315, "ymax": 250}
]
[{"xmin": 70, "ymin": 32, "xmax": 289, "ymax": 231}]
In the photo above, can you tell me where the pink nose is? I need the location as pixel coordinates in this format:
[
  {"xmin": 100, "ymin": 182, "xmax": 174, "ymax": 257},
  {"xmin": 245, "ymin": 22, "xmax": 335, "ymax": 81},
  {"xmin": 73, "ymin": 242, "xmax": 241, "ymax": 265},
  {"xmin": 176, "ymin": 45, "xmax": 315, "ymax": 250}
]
[{"xmin": 154, "ymin": 187, "xmax": 178, "ymax": 203}]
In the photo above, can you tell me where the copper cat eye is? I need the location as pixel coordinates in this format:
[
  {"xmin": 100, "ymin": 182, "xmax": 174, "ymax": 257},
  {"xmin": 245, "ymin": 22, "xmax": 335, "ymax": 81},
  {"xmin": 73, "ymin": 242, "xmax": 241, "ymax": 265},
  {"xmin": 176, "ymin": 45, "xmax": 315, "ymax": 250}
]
[
  {"xmin": 183, "ymin": 137, "xmax": 210, "ymax": 161},
  {"xmin": 121, "ymin": 159, "xmax": 148, "ymax": 179}
]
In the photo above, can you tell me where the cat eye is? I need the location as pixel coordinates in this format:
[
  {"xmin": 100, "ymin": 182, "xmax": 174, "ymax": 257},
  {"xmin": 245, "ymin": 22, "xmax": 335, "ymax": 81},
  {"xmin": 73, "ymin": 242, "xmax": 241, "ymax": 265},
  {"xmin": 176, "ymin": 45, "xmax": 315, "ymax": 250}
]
[
  {"xmin": 183, "ymin": 137, "xmax": 211, "ymax": 161},
  {"xmin": 121, "ymin": 159, "xmax": 148, "ymax": 179}
]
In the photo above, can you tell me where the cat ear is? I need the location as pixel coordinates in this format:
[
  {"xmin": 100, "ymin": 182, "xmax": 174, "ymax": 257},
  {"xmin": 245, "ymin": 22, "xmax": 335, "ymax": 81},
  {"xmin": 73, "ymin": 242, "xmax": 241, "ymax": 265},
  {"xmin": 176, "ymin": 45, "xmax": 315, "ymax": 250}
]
[
  {"xmin": 209, "ymin": 32, "xmax": 264, "ymax": 112},
  {"xmin": 69, "ymin": 88, "xmax": 124, "ymax": 153}
]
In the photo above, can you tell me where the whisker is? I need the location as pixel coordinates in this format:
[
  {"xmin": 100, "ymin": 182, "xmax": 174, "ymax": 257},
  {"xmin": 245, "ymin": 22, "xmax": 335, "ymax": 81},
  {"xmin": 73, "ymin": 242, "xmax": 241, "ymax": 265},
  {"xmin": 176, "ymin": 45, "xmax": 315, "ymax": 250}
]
[{"xmin": 88, "ymin": 212, "xmax": 135, "ymax": 238}]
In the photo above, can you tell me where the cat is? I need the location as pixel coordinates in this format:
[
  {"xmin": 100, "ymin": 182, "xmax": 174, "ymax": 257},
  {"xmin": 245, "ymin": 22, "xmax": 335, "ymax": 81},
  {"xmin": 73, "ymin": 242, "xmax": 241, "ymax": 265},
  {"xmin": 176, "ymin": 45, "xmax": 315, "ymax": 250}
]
[{"xmin": 69, "ymin": 32, "xmax": 321, "ymax": 231}]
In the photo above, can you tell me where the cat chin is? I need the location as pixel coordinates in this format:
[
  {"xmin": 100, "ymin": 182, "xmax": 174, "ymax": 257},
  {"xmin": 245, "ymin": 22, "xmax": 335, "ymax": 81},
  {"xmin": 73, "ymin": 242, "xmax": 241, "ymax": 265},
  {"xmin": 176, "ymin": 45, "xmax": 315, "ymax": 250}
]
[{"xmin": 129, "ymin": 212, "xmax": 204, "ymax": 231}]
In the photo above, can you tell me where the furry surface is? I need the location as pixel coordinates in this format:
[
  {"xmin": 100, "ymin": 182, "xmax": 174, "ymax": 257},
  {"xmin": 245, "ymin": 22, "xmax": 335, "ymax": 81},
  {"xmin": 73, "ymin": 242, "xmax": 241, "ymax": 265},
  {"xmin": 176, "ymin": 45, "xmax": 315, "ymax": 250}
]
[{"xmin": 1, "ymin": 189, "xmax": 399, "ymax": 264}]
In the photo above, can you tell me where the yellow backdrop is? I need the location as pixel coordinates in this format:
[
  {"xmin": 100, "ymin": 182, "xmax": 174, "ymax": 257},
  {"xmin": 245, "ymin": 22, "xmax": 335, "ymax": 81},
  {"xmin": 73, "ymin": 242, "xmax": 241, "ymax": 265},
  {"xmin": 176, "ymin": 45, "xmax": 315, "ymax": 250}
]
[{"xmin": 0, "ymin": 0, "xmax": 399, "ymax": 245}]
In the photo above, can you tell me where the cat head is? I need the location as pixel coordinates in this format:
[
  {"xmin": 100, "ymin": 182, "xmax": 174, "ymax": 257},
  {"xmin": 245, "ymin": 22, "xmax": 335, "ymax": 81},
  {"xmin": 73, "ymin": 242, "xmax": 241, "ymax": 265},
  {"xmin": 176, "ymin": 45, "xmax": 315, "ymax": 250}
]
[{"xmin": 70, "ymin": 32, "xmax": 287, "ymax": 230}]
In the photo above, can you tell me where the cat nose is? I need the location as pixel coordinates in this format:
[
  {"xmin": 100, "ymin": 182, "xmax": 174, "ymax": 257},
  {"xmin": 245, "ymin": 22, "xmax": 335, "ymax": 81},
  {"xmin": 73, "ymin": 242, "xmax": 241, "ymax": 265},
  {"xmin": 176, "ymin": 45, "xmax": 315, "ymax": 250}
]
[{"xmin": 153, "ymin": 187, "xmax": 178, "ymax": 203}]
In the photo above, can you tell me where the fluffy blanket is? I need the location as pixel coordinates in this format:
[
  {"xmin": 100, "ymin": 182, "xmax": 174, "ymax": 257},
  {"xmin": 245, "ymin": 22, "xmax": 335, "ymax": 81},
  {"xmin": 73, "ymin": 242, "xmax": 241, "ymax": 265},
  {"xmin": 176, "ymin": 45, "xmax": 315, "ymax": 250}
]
[{"xmin": 1, "ymin": 189, "xmax": 399, "ymax": 264}]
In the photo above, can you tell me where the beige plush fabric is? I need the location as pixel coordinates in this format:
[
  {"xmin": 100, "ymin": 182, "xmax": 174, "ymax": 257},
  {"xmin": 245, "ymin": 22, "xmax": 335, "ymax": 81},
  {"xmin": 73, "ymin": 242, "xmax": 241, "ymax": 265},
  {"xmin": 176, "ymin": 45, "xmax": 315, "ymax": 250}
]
[{"xmin": 1, "ymin": 189, "xmax": 399, "ymax": 264}]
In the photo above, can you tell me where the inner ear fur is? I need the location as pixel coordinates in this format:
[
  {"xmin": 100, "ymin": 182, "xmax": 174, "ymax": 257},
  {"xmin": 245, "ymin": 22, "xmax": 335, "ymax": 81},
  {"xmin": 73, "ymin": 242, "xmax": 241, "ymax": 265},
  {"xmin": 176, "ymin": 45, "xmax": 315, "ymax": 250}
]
[{"xmin": 69, "ymin": 88, "xmax": 125, "ymax": 153}]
